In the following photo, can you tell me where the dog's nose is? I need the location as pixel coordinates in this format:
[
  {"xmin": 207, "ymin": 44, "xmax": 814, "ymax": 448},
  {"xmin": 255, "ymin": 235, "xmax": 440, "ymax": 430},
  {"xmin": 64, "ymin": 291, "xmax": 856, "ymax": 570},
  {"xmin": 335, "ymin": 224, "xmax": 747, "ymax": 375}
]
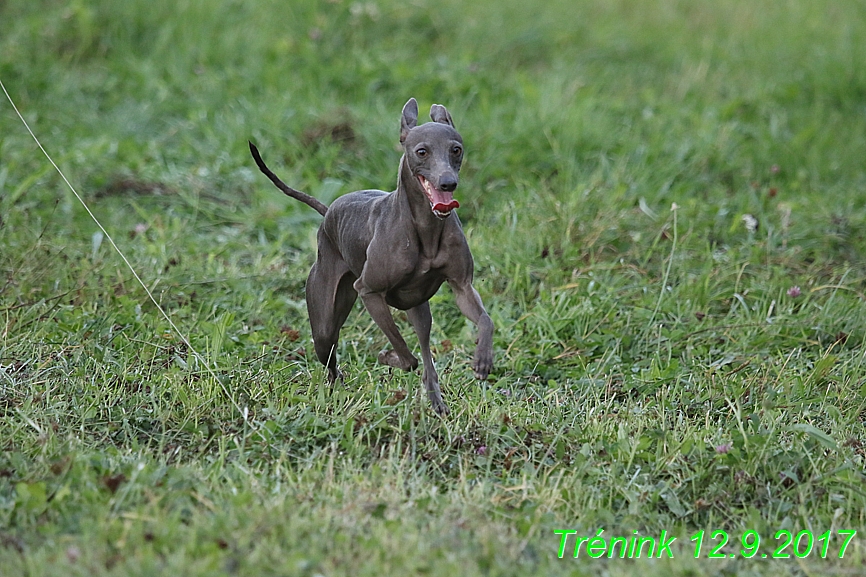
[{"xmin": 438, "ymin": 177, "xmax": 458, "ymax": 192}]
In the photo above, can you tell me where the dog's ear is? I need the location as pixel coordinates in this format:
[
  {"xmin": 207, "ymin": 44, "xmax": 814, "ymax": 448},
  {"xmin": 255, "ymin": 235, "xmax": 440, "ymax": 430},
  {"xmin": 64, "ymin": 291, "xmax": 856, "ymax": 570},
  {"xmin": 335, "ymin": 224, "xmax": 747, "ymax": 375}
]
[
  {"xmin": 400, "ymin": 98, "xmax": 419, "ymax": 143},
  {"xmin": 430, "ymin": 104, "xmax": 454, "ymax": 128}
]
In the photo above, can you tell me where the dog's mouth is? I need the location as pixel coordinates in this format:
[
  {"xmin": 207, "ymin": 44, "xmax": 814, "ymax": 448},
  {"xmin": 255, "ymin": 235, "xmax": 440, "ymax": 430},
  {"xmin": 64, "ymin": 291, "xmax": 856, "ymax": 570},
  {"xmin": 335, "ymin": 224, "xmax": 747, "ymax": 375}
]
[{"xmin": 418, "ymin": 176, "xmax": 459, "ymax": 218}]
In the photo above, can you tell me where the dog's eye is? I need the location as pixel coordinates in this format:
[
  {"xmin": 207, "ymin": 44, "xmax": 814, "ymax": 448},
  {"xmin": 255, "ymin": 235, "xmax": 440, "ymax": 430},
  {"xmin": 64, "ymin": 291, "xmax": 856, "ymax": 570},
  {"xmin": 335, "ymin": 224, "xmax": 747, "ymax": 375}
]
[
  {"xmin": 416, "ymin": 147, "xmax": 427, "ymax": 157},
  {"xmin": 451, "ymin": 146, "xmax": 462, "ymax": 156}
]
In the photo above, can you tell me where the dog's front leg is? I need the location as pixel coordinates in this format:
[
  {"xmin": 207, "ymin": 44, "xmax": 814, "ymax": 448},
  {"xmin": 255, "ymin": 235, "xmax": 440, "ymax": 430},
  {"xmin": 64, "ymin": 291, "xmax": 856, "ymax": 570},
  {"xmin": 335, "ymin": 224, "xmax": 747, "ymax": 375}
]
[
  {"xmin": 407, "ymin": 302, "xmax": 448, "ymax": 415},
  {"xmin": 448, "ymin": 280, "xmax": 494, "ymax": 380},
  {"xmin": 353, "ymin": 280, "xmax": 419, "ymax": 371}
]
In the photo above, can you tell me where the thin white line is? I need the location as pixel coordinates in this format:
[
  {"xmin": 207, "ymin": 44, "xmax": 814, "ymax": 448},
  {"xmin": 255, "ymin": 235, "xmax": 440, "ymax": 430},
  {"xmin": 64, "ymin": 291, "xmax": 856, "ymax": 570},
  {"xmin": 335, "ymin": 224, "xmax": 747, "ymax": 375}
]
[{"xmin": 0, "ymin": 77, "xmax": 245, "ymax": 419}]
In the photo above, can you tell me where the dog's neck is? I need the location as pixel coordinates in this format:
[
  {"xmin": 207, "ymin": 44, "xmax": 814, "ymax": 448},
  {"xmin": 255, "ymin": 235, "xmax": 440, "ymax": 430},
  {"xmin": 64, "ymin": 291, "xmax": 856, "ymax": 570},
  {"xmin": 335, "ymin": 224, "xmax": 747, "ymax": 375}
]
[{"xmin": 396, "ymin": 155, "xmax": 448, "ymax": 256}]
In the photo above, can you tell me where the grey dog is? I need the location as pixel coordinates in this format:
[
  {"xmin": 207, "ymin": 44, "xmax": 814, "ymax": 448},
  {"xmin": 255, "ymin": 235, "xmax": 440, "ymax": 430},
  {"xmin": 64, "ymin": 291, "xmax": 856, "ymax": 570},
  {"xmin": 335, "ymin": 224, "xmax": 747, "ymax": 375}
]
[{"xmin": 249, "ymin": 98, "xmax": 493, "ymax": 414}]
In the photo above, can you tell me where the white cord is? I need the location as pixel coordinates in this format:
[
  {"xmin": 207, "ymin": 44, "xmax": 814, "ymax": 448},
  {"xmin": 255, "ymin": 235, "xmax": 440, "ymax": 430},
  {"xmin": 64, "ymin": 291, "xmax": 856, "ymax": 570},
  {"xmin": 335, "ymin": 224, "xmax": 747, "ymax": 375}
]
[{"xmin": 0, "ymin": 77, "xmax": 245, "ymax": 419}]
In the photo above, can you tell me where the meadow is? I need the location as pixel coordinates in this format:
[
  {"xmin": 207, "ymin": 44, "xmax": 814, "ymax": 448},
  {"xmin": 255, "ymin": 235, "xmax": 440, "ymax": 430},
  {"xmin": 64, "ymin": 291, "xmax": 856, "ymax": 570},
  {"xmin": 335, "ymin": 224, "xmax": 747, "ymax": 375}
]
[{"xmin": 2, "ymin": 0, "xmax": 866, "ymax": 575}]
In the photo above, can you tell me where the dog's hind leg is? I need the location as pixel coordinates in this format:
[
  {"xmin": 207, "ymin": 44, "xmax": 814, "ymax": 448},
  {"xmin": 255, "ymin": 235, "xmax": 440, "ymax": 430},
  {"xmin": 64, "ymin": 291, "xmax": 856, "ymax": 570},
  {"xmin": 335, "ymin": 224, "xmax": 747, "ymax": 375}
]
[
  {"xmin": 407, "ymin": 303, "xmax": 447, "ymax": 415},
  {"xmin": 306, "ymin": 236, "xmax": 358, "ymax": 383}
]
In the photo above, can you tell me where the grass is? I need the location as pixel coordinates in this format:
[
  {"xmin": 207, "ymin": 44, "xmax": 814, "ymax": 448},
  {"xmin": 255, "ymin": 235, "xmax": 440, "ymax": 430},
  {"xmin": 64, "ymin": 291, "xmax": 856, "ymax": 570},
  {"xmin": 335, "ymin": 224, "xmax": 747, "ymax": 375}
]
[{"xmin": 2, "ymin": 0, "xmax": 866, "ymax": 574}]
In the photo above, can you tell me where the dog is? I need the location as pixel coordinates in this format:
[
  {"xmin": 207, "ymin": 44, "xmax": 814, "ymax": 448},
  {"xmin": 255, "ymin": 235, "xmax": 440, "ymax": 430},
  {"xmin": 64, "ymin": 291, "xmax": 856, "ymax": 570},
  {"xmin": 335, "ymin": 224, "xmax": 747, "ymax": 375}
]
[{"xmin": 250, "ymin": 98, "xmax": 493, "ymax": 414}]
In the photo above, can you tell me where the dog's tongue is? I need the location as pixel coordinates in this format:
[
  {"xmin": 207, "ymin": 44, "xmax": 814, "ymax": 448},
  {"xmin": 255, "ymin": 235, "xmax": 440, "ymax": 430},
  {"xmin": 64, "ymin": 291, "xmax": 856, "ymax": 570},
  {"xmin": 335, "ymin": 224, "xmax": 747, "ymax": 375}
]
[
  {"xmin": 433, "ymin": 199, "xmax": 460, "ymax": 213},
  {"xmin": 421, "ymin": 178, "xmax": 460, "ymax": 214}
]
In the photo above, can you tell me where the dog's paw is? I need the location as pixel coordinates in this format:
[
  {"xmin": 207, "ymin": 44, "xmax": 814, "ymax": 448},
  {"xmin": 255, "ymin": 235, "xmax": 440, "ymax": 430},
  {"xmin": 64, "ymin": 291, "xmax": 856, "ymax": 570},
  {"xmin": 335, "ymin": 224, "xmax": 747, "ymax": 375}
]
[
  {"xmin": 326, "ymin": 367, "xmax": 344, "ymax": 384},
  {"xmin": 378, "ymin": 349, "xmax": 419, "ymax": 371},
  {"xmin": 422, "ymin": 371, "xmax": 449, "ymax": 415},
  {"xmin": 431, "ymin": 397, "xmax": 450, "ymax": 416},
  {"xmin": 472, "ymin": 348, "xmax": 493, "ymax": 381}
]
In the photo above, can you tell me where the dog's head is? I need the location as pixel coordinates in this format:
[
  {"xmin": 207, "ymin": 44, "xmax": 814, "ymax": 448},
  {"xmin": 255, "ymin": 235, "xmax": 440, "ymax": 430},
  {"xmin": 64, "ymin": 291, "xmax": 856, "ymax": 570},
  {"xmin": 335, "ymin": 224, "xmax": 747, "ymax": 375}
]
[{"xmin": 400, "ymin": 98, "xmax": 463, "ymax": 219}]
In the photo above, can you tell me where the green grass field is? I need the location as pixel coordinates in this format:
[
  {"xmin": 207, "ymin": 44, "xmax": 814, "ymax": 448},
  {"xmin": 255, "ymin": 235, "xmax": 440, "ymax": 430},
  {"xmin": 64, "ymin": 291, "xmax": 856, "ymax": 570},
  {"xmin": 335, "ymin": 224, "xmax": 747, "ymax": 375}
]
[{"xmin": 2, "ymin": 0, "xmax": 866, "ymax": 575}]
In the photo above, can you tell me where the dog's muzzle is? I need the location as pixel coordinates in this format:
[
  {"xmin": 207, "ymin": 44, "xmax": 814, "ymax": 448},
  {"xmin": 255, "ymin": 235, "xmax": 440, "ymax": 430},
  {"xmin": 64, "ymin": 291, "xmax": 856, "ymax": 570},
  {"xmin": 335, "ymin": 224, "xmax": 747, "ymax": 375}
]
[{"xmin": 418, "ymin": 175, "xmax": 460, "ymax": 218}]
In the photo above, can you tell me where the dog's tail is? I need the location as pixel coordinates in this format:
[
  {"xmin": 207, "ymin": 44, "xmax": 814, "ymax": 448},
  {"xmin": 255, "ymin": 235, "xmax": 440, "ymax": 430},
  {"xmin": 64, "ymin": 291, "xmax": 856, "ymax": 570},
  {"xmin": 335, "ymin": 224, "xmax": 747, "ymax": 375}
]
[{"xmin": 249, "ymin": 141, "xmax": 328, "ymax": 216}]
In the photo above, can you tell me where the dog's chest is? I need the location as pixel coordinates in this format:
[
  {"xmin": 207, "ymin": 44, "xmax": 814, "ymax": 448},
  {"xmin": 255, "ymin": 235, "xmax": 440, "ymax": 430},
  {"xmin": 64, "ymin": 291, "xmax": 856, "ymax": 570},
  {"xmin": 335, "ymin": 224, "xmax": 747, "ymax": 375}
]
[
  {"xmin": 385, "ymin": 257, "xmax": 447, "ymax": 310},
  {"xmin": 369, "ymin": 220, "xmax": 465, "ymax": 310}
]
